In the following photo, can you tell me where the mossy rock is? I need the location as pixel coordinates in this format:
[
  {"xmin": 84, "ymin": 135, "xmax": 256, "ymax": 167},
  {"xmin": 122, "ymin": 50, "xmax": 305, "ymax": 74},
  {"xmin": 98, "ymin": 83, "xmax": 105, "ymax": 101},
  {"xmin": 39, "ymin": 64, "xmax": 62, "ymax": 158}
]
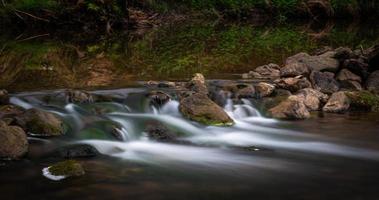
[
  {"xmin": 48, "ymin": 160, "xmax": 85, "ymax": 177},
  {"xmin": 179, "ymin": 93, "xmax": 234, "ymax": 126},
  {"xmin": 16, "ymin": 108, "xmax": 65, "ymax": 136},
  {"xmin": 347, "ymin": 91, "xmax": 379, "ymax": 112}
]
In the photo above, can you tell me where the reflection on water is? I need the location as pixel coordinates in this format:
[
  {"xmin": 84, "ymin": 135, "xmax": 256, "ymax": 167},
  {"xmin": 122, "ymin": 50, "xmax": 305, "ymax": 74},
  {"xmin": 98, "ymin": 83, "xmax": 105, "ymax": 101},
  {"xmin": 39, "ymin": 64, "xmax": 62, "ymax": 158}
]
[
  {"xmin": 1, "ymin": 88, "xmax": 379, "ymax": 199},
  {"xmin": 1, "ymin": 20, "xmax": 379, "ymax": 91}
]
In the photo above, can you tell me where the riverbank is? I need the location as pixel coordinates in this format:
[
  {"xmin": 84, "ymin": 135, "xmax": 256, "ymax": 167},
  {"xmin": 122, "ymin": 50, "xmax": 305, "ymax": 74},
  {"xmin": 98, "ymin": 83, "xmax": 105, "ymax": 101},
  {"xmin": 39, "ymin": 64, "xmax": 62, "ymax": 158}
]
[{"xmin": 1, "ymin": 0, "xmax": 379, "ymax": 32}]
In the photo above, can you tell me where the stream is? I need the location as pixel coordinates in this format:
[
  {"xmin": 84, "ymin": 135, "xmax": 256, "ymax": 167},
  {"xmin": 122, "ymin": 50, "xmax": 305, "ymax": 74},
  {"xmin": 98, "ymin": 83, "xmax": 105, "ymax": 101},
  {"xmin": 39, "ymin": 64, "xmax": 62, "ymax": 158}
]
[{"xmin": 1, "ymin": 87, "xmax": 379, "ymax": 199}]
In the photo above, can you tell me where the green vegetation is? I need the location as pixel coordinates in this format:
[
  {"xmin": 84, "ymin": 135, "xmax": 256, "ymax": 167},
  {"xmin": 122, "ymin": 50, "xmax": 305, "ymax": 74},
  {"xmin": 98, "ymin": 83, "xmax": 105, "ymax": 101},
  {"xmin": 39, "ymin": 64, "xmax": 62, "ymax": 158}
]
[{"xmin": 348, "ymin": 91, "xmax": 379, "ymax": 112}]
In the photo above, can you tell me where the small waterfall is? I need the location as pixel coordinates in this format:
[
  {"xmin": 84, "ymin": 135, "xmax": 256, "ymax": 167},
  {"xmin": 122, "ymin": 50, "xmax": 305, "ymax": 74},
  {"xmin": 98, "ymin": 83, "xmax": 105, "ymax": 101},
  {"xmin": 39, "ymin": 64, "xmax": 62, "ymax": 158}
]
[{"xmin": 10, "ymin": 97, "xmax": 33, "ymax": 109}]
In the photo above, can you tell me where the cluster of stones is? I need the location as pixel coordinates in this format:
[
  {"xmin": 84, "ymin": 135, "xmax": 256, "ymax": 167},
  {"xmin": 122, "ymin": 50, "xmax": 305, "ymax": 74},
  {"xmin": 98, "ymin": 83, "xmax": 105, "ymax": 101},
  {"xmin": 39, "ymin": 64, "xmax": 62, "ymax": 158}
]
[
  {"xmin": 242, "ymin": 45, "xmax": 379, "ymax": 119},
  {"xmin": 0, "ymin": 89, "xmax": 105, "ymax": 178}
]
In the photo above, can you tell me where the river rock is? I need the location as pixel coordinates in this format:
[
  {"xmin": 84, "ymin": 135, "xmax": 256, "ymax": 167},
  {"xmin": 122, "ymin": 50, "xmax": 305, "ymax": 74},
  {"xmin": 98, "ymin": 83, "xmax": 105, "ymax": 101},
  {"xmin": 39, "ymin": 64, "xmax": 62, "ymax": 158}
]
[
  {"xmin": 255, "ymin": 82, "xmax": 275, "ymax": 98},
  {"xmin": 342, "ymin": 58, "xmax": 370, "ymax": 79},
  {"xmin": 244, "ymin": 64, "xmax": 280, "ymax": 79},
  {"xmin": 322, "ymin": 92, "xmax": 350, "ymax": 113},
  {"xmin": 66, "ymin": 90, "xmax": 93, "ymax": 103},
  {"xmin": 0, "ymin": 121, "xmax": 28, "ymax": 159},
  {"xmin": 347, "ymin": 91, "xmax": 379, "ymax": 112},
  {"xmin": 145, "ymin": 121, "xmax": 176, "ymax": 142},
  {"xmin": 275, "ymin": 76, "xmax": 312, "ymax": 92},
  {"xmin": 55, "ymin": 144, "xmax": 99, "ymax": 158},
  {"xmin": 254, "ymin": 63, "xmax": 281, "ymax": 78},
  {"xmin": 280, "ymin": 53, "xmax": 311, "ymax": 77},
  {"xmin": 310, "ymin": 71, "xmax": 340, "ymax": 94},
  {"xmin": 295, "ymin": 88, "xmax": 328, "ymax": 111},
  {"xmin": 281, "ymin": 51, "xmax": 340, "ymax": 76},
  {"xmin": 336, "ymin": 69, "xmax": 362, "ymax": 83},
  {"xmin": 268, "ymin": 95, "xmax": 310, "ymax": 120},
  {"xmin": 366, "ymin": 71, "xmax": 379, "ymax": 94},
  {"xmin": 0, "ymin": 90, "xmax": 9, "ymax": 105},
  {"xmin": 46, "ymin": 160, "xmax": 85, "ymax": 178},
  {"xmin": 336, "ymin": 69, "xmax": 362, "ymax": 90},
  {"xmin": 179, "ymin": 93, "xmax": 233, "ymax": 126},
  {"xmin": 16, "ymin": 108, "xmax": 64, "ymax": 136},
  {"xmin": 364, "ymin": 44, "xmax": 379, "ymax": 70},
  {"xmin": 235, "ymin": 84, "xmax": 256, "ymax": 99},
  {"xmin": 334, "ymin": 47, "xmax": 354, "ymax": 60},
  {"xmin": 0, "ymin": 105, "xmax": 24, "ymax": 119},
  {"xmin": 147, "ymin": 91, "xmax": 171, "ymax": 107},
  {"xmin": 185, "ymin": 73, "xmax": 208, "ymax": 95}
]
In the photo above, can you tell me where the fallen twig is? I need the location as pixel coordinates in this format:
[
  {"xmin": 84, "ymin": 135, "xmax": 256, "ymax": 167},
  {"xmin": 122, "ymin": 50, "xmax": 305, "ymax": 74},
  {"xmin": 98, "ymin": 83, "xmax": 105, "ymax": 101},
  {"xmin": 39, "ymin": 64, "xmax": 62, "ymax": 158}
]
[
  {"xmin": 14, "ymin": 9, "xmax": 50, "ymax": 22},
  {"xmin": 17, "ymin": 33, "xmax": 50, "ymax": 42}
]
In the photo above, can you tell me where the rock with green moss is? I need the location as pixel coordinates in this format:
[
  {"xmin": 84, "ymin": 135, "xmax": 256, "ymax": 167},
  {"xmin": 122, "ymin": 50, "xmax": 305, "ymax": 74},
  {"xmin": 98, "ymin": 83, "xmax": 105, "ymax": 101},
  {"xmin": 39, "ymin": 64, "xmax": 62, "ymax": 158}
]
[
  {"xmin": 179, "ymin": 93, "xmax": 234, "ymax": 126},
  {"xmin": 43, "ymin": 160, "xmax": 85, "ymax": 181},
  {"xmin": 16, "ymin": 108, "xmax": 64, "ymax": 137},
  {"xmin": 347, "ymin": 91, "xmax": 379, "ymax": 112},
  {"xmin": 0, "ymin": 121, "xmax": 28, "ymax": 159}
]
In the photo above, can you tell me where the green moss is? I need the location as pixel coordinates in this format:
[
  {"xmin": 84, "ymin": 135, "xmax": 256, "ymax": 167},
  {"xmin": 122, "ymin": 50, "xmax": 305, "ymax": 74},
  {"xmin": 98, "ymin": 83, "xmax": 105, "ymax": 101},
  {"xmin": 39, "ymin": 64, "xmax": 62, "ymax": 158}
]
[
  {"xmin": 347, "ymin": 91, "xmax": 379, "ymax": 112},
  {"xmin": 186, "ymin": 114, "xmax": 234, "ymax": 127},
  {"xmin": 26, "ymin": 117, "xmax": 62, "ymax": 136},
  {"xmin": 49, "ymin": 160, "xmax": 85, "ymax": 177}
]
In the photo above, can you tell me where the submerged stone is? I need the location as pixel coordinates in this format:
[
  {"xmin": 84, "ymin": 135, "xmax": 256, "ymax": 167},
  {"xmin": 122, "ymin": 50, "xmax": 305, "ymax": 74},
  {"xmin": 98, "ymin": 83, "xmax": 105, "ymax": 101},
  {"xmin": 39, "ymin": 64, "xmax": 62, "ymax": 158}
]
[{"xmin": 44, "ymin": 160, "xmax": 85, "ymax": 181}]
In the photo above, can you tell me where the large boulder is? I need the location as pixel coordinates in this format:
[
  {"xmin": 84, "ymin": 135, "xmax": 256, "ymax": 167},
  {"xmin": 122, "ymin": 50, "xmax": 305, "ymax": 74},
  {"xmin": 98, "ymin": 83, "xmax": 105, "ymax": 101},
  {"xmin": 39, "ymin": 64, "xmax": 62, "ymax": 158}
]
[
  {"xmin": 243, "ymin": 63, "xmax": 280, "ymax": 79},
  {"xmin": 295, "ymin": 88, "xmax": 328, "ymax": 111},
  {"xmin": 255, "ymin": 82, "xmax": 275, "ymax": 98},
  {"xmin": 66, "ymin": 90, "xmax": 93, "ymax": 104},
  {"xmin": 310, "ymin": 71, "xmax": 340, "ymax": 94},
  {"xmin": 16, "ymin": 108, "xmax": 64, "ymax": 136},
  {"xmin": 179, "ymin": 93, "xmax": 234, "ymax": 126},
  {"xmin": 281, "ymin": 51, "xmax": 340, "ymax": 77},
  {"xmin": 0, "ymin": 90, "xmax": 9, "ymax": 105},
  {"xmin": 185, "ymin": 73, "xmax": 208, "ymax": 95},
  {"xmin": 268, "ymin": 95, "xmax": 310, "ymax": 120},
  {"xmin": 0, "ymin": 121, "xmax": 28, "ymax": 159},
  {"xmin": 336, "ymin": 69, "xmax": 362, "ymax": 91},
  {"xmin": 280, "ymin": 53, "xmax": 311, "ymax": 77},
  {"xmin": 366, "ymin": 71, "xmax": 379, "ymax": 94},
  {"xmin": 322, "ymin": 92, "xmax": 350, "ymax": 113},
  {"xmin": 275, "ymin": 76, "xmax": 312, "ymax": 92}
]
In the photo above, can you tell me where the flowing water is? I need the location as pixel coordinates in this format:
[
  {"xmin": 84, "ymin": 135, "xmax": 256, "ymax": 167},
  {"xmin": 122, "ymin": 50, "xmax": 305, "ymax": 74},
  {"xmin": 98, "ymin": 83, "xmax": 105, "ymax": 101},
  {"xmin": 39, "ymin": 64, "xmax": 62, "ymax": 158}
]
[
  {"xmin": 1, "ymin": 19, "xmax": 379, "ymax": 199},
  {"xmin": 1, "ymin": 87, "xmax": 379, "ymax": 200}
]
